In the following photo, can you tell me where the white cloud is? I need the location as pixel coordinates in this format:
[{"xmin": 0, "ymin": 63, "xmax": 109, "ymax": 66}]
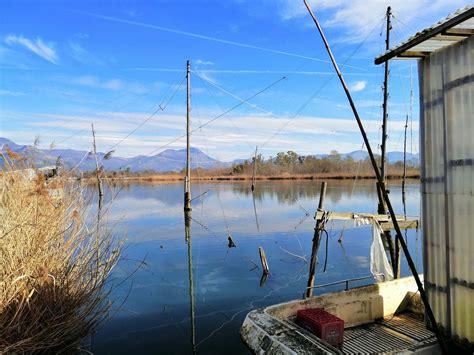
[
  {"xmin": 4, "ymin": 34, "xmax": 58, "ymax": 64},
  {"xmin": 277, "ymin": 0, "xmax": 469, "ymax": 42},
  {"xmin": 8, "ymin": 108, "xmax": 418, "ymax": 159},
  {"xmin": 69, "ymin": 40, "xmax": 101, "ymax": 65},
  {"xmin": 277, "ymin": 0, "xmax": 341, "ymax": 21},
  {"xmin": 74, "ymin": 75, "xmax": 124, "ymax": 90},
  {"xmin": 103, "ymin": 79, "xmax": 123, "ymax": 90},
  {"xmin": 195, "ymin": 59, "xmax": 214, "ymax": 66},
  {"xmin": 350, "ymin": 81, "xmax": 367, "ymax": 92},
  {"xmin": 0, "ymin": 89, "xmax": 25, "ymax": 96}
]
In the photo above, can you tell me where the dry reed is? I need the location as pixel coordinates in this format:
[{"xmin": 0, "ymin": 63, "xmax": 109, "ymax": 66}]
[{"xmin": 0, "ymin": 163, "xmax": 121, "ymax": 353}]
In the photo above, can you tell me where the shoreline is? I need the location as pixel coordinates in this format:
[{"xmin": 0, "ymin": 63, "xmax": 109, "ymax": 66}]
[{"xmin": 94, "ymin": 172, "xmax": 420, "ymax": 183}]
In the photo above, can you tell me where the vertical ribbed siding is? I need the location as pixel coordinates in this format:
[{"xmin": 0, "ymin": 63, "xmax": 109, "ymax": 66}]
[{"xmin": 420, "ymin": 35, "xmax": 474, "ymax": 345}]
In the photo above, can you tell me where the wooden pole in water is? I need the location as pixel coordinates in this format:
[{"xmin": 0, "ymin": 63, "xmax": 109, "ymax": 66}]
[
  {"xmin": 251, "ymin": 146, "xmax": 258, "ymax": 191},
  {"xmin": 302, "ymin": 2, "xmax": 447, "ymax": 352},
  {"xmin": 184, "ymin": 60, "xmax": 192, "ymax": 212},
  {"xmin": 259, "ymin": 246, "xmax": 269, "ymax": 274},
  {"xmin": 91, "ymin": 123, "xmax": 103, "ymax": 213},
  {"xmin": 306, "ymin": 181, "xmax": 327, "ymax": 298}
]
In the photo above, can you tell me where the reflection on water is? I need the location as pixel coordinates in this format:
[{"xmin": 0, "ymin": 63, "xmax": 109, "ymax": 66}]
[{"xmin": 92, "ymin": 179, "xmax": 421, "ymax": 354}]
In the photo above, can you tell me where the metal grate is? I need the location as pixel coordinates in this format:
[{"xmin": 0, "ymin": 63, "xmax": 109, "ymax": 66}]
[
  {"xmin": 343, "ymin": 324, "xmax": 414, "ymax": 353},
  {"xmin": 342, "ymin": 313, "xmax": 437, "ymax": 353},
  {"xmin": 379, "ymin": 313, "xmax": 435, "ymax": 342}
]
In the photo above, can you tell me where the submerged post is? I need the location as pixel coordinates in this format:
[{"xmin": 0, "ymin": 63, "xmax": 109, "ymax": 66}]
[
  {"xmin": 306, "ymin": 181, "xmax": 327, "ymax": 298},
  {"xmin": 259, "ymin": 246, "xmax": 270, "ymax": 274},
  {"xmin": 251, "ymin": 146, "xmax": 258, "ymax": 191},
  {"xmin": 91, "ymin": 123, "xmax": 103, "ymax": 214},
  {"xmin": 184, "ymin": 60, "xmax": 192, "ymax": 212},
  {"xmin": 302, "ymin": 2, "xmax": 446, "ymax": 352}
]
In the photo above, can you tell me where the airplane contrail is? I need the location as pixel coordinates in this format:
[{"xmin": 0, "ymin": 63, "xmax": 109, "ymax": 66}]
[{"xmin": 79, "ymin": 11, "xmax": 363, "ymax": 70}]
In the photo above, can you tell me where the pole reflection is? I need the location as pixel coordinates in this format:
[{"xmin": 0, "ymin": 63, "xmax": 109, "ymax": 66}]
[{"xmin": 184, "ymin": 212, "xmax": 196, "ymax": 354}]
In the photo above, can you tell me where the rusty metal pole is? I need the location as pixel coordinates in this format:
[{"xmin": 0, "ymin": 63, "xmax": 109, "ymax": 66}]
[
  {"xmin": 306, "ymin": 181, "xmax": 327, "ymax": 298},
  {"xmin": 302, "ymin": 2, "xmax": 446, "ymax": 352}
]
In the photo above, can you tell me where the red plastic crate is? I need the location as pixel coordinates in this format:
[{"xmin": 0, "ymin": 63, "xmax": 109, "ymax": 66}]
[{"xmin": 296, "ymin": 308, "xmax": 344, "ymax": 347}]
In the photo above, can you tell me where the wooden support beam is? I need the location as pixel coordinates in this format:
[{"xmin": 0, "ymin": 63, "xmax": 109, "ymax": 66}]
[
  {"xmin": 433, "ymin": 34, "xmax": 468, "ymax": 41},
  {"xmin": 381, "ymin": 219, "xmax": 419, "ymax": 231},
  {"xmin": 306, "ymin": 181, "xmax": 327, "ymax": 298},
  {"xmin": 314, "ymin": 211, "xmax": 419, "ymax": 230},
  {"xmin": 398, "ymin": 51, "xmax": 430, "ymax": 58},
  {"xmin": 444, "ymin": 28, "xmax": 474, "ymax": 36}
]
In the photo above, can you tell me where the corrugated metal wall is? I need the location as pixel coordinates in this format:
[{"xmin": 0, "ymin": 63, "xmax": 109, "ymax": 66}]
[{"xmin": 420, "ymin": 35, "xmax": 473, "ymax": 345}]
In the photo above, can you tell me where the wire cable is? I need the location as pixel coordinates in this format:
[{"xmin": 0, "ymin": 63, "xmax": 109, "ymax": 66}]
[
  {"xmin": 116, "ymin": 76, "xmax": 287, "ymax": 170},
  {"xmin": 104, "ymin": 75, "xmax": 186, "ymax": 155}
]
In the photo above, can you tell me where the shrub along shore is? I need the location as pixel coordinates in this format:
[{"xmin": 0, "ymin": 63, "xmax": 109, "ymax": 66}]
[
  {"xmin": 0, "ymin": 161, "xmax": 121, "ymax": 353},
  {"xmin": 81, "ymin": 150, "xmax": 419, "ymax": 183}
]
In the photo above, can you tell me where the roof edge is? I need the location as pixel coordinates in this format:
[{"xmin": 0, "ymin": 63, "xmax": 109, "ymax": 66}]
[{"xmin": 374, "ymin": 6, "xmax": 474, "ymax": 65}]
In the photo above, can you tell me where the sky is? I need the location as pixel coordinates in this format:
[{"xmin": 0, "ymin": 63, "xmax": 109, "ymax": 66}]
[{"xmin": 0, "ymin": 0, "xmax": 470, "ymax": 162}]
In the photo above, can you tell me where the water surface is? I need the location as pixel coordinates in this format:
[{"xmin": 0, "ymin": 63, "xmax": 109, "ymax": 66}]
[{"xmin": 92, "ymin": 179, "xmax": 422, "ymax": 354}]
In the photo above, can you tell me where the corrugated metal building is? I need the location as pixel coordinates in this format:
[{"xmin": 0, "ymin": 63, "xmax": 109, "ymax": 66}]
[{"xmin": 375, "ymin": 6, "xmax": 473, "ymax": 348}]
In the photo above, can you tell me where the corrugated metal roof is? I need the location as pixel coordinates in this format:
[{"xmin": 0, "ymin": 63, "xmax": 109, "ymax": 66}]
[{"xmin": 375, "ymin": 6, "xmax": 474, "ymax": 64}]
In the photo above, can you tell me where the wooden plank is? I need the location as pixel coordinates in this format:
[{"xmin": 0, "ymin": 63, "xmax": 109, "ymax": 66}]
[
  {"xmin": 315, "ymin": 211, "xmax": 391, "ymax": 222},
  {"xmin": 381, "ymin": 220, "xmax": 419, "ymax": 231},
  {"xmin": 444, "ymin": 28, "xmax": 474, "ymax": 36},
  {"xmin": 314, "ymin": 211, "xmax": 419, "ymax": 230}
]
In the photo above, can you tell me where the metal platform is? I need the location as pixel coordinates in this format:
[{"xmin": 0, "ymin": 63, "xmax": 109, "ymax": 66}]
[{"xmin": 342, "ymin": 313, "xmax": 439, "ymax": 354}]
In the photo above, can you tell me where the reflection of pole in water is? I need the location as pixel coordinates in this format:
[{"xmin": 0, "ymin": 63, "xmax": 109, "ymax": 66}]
[
  {"xmin": 252, "ymin": 191, "xmax": 260, "ymax": 232},
  {"xmin": 184, "ymin": 212, "xmax": 196, "ymax": 354}
]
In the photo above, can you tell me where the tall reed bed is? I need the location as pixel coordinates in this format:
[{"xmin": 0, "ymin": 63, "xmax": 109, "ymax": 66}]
[{"xmin": 0, "ymin": 164, "xmax": 120, "ymax": 353}]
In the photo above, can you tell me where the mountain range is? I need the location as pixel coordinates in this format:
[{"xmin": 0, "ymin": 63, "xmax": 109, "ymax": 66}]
[{"xmin": 0, "ymin": 138, "xmax": 419, "ymax": 173}]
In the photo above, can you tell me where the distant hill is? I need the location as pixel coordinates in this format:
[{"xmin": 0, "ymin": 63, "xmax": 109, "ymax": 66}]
[
  {"xmin": 0, "ymin": 137, "xmax": 419, "ymax": 172},
  {"xmin": 0, "ymin": 138, "xmax": 231, "ymax": 172}
]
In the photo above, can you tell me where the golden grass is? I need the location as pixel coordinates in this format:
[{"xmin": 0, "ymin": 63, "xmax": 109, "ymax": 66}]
[
  {"xmin": 103, "ymin": 169, "xmax": 420, "ymax": 183},
  {"xmin": 0, "ymin": 166, "xmax": 120, "ymax": 353}
]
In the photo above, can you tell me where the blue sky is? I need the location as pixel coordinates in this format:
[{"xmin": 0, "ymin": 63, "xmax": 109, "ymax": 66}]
[{"xmin": 0, "ymin": 0, "xmax": 470, "ymax": 162}]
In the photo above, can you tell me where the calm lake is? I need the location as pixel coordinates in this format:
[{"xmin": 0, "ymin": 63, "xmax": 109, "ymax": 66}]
[{"xmin": 91, "ymin": 179, "xmax": 422, "ymax": 354}]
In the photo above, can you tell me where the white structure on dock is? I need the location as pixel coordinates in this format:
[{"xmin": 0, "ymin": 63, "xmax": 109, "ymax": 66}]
[{"xmin": 376, "ymin": 5, "xmax": 473, "ymax": 348}]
